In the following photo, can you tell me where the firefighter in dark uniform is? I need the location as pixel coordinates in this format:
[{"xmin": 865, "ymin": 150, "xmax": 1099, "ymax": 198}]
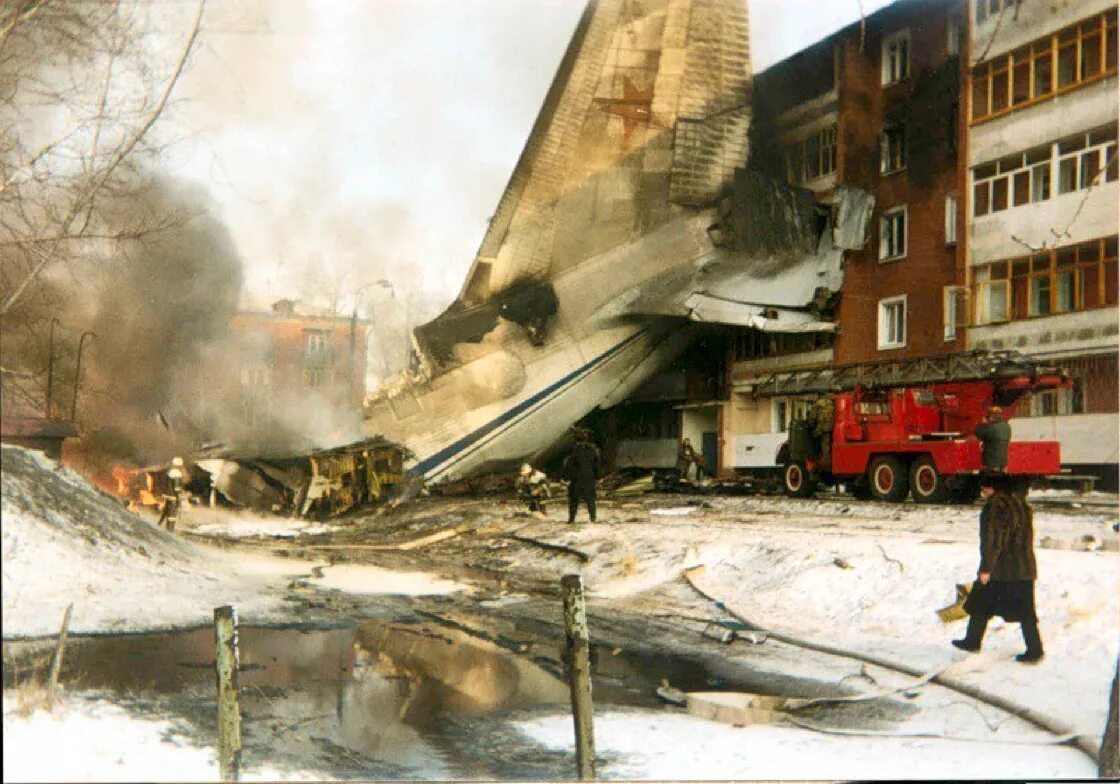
[
  {"xmin": 975, "ymin": 405, "xmax": 1011, "ymax": 473},
  {"xmin": 812, "ymin": 396, "xmax": 835, "ymax": 468},
  {"xmin": 564, "ymin": 429, "xmax": 601, "ymax": 523}
]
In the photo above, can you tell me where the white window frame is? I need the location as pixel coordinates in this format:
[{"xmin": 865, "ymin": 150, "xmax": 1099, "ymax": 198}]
[
  {"xmin": 305, "ymin": 331, "xmax": 328, "ymax": 353},
  {"xmin": 1057, "ymin": 126, "xmax": 1118, "ymax": 195},
  {"xmin": 879, "ymin": 206, "xmax": 908, "ymax": 261},
  {"xmin": 882, "ymin": 29, "xmax": 911, "ymax": 85},
  {"xmin": 943, "ymin": 285, "xmax": 968, "ymax": 341},
  {"xmin": 880, "ymin": 124, "xmax": 907, "ymax": 174},
  {"xmin": 878, "ymin": 295, "xmax": 907, "ymax": 350},
  {"xmin": 973, "ymin": 264, "xmax": 1010, "ymax": 324},
  {"xmin": 945, "ymin": 194, "xmax": 958, "ymax": 245},
  {"xmin": 947, "ymin": 12, "xmax": 961, "ymax": 56}
]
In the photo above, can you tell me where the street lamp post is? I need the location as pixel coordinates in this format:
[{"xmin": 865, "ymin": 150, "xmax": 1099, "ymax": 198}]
[
  {"xmin": 45, "ymin": 317, "xmax": 60, "ymax": 420},
  {"xmin": 70, "ymin": 331, "xmax": 96, "ymax": 421}
]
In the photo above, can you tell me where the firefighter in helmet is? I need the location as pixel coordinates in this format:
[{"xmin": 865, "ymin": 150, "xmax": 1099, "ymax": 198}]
[
  {"xmin": 516, "ymin": 463, "xmax": 551, "ymax": 514},
  {"xmin": 159, "ymin": 456, "xmax": 187, "ymax": 531}
]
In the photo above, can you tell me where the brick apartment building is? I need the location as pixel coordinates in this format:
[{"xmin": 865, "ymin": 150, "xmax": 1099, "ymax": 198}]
[
  {"xmin": 594, "ymin": 0, "xmax": 1118, "ymax": 483},
  {"xmin": 722, "ymin": 0, "xmax": 968, "ymax": 473},
  {"xmin": 220, "ymin": 300, "xmax": 370, "ymax": 451},
  {"xmin": 964, "ymin": 0, "xmax": 1118, "ymax": 480}
]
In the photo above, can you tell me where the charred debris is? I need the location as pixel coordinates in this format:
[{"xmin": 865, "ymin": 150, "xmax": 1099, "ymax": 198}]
[{"xmin": 112, "ymin": 438, "xmax": 410, "ymax": 520}]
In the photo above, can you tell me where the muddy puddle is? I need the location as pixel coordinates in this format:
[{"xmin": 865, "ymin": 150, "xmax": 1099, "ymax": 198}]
[{"xmin": 3, "ymin": 620, "xmax": 767, "ymax": 780}]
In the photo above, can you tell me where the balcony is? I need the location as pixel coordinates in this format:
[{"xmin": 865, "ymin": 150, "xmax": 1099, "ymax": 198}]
[{"xmin": 969, "ymin": 307, "xmax": 1118, "ymax": 358}]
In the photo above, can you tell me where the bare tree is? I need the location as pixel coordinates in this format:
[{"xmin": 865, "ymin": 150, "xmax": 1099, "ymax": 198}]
[
  {"xmin": 0, "ymin": 0, "xmax": 205, "ymax": 319},
  {"xmin": 0, "ymin": 0, "xmax": 206, "ymax": 420}
]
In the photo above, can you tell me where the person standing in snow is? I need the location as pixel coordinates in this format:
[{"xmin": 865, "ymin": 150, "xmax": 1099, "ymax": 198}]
[
  {"xmin": 158, "ymin": 457, "xmax": 187, "ymax": 532},
  {"xmin": 952, "ymin": 474, "xmax": 1043, "ymax": 663},
  {"xmin": 676, "ymin": 437, "xmax": 703, "ymax": 481},
  {"xmin": 564, "ymin": 429, "xmax": 601, "ymax": 524},
  {"xmin": 974, "ymin": 405, "xmax": 1011, "ymax": 473}
]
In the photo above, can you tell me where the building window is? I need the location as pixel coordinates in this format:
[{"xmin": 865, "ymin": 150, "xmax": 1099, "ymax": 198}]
[
  {"xmin": 879, "ymin": 206, "xmax": 907, "ymax": 261},
  {"xmin": 782, "ymin": 125, "xmax": 838, "ymax": 185},
  {"xmin": 971, "ymin": 10, "xmax": 1118, "ymax": 123},
  {"xmin": 617, "ymin": 403, "xmax": 680, "ymax": 440},
  {"xmin": 945, "ymin": 195, "xmax": 958, "ymax": 245},
  {"xmin": 975, "ymin": 0, "xmax": 1013, "ymax": 24},
  {"xmin": 882, "ymin": 30, "xmax": 910, "ymax": 85},
  {"xmin": 305, "ymin": 331, "xmax": 328, "ymax": 353},
  {"xmin": 303, "ymin": 368, "xmax": 327, "ymax": 389},
  {"xmin": 972, "ymin": 143, "xmax": 1052, "ymax": 216},
  {"xmin": 1056, "ymin": 126, "xmax": 1118, "ymax": 194},
  {"xmin": 732, "ymin": 329, "xmax": 833, "ymax": 360},
  {"xmin": 972, "ymin": 236, "xmax": 1118, "ymax": 324},
  {"xmin": 943, "ymin": 286, "xmax": 967, "ymax": 341},
  {"xmin": 241, "ymin": 367, "xmax": 270, "ymax": 387},
  {"xmin": 1029, "ymin": 386, "xmax": 1083, "ymax": 417},
  {"xmin": 880, "ymin": 124, "xmax": 907, "ymax": 174},
  {"xmin": 878, "ymin": 296, "xmax": 907, "ymax": 350}
]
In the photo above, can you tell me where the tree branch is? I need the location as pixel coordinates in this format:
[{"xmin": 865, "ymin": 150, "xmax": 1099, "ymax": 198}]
[{"xmin": 0, "ymin": 0, "xmax": 206, "ymax": 317}]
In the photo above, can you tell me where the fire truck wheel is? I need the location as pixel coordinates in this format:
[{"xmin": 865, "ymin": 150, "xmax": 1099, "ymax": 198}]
[
  {"xmin": 783, "ymin": 462, "xmax": 817, "ymax": 498},
  {"xmin": 910, "ymin": 457, "xmax": 949, "ymax": 504},
  {"xmin": 868, "ymin": 456, "xmax": 910, "ymax": 503}
]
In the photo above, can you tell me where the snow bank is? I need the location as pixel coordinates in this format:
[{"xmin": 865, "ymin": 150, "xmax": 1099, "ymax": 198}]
[
  {"xmin": 1, "ymin": 697, "xmax": 321, "ymax": 782},
  {"xmin": 0, "ymin": 445, "xmax": 290, "ymax": 637},
  {"xmin": 515, "ymin": 709, "xmax": 1096, "ymax": 780}
]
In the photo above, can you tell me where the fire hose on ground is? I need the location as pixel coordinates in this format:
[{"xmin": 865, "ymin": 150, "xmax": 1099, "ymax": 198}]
[{"xmin": 680, "ymin": 567, "xmax": 1102, "ymax": 765}]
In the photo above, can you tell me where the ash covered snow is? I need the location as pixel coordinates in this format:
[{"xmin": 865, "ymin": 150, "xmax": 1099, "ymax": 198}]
[{"xmin": 0, "ymin": 445, "xmax": 290, "ymax": 637}]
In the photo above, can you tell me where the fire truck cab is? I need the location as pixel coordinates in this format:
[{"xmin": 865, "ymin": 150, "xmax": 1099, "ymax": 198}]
[{"xmin": 771, "ymin": 353, "xmax": 1069, "ymax": 504}]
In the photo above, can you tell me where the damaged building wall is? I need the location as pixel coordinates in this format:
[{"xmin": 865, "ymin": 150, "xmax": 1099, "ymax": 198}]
[
  {"xmin": 831, "ymin": 0, "xmax": 965, "ymax": 365},
  {"xmin": 720, "ymin": 0, "xmax": 965, "ymax": 473}
]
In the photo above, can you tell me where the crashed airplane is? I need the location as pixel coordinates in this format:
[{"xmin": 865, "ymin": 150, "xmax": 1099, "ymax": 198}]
[{"xmin": 363, "ymin": 0, "xmax": 873, "ymax": 483}]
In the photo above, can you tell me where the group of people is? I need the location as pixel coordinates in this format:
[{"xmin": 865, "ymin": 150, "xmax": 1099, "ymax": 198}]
[
  {"xmin": 516, "ymin": 428, "xmax": 601, "ymax": 523},
  {"xmin": 514, "ymin": 406, "xmax": 1042, "ymax": 664},
  {"xmin": 517, "ymin": 431, "xmax": 709, "ymax": 522}
]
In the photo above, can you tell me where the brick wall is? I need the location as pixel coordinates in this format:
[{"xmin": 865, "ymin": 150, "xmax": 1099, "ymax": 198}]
[{"xmin": 833, "ymin": 0, "xmax": 967, "ymax": 364}]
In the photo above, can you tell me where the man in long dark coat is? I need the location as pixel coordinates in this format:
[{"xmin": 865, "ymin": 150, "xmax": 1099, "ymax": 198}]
[
  {"xmin": 953, "ymin": 474, "xmax": 1043, "ymax": 663},
  {"xmin": 564, "ymin": 430, "xmax": 601, "ymax": 523}
]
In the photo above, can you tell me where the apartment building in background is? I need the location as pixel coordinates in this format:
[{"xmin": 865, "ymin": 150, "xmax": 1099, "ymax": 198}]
[
  {"xmin": 724, "ymin": 0, "xmax": 967, "ymax": 473},
  {"xmin": 966, "ymin": 0, "xmax": 1118, "ymax": 481},
  {"xmin": 222, "ymin": 300, "xmax": 370, "ymax": 451}
]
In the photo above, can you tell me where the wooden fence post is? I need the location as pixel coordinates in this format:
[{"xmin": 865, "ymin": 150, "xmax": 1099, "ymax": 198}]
[
  {"xmin": 45, "ymin": 602, "xmax": 73, "ymax": 710},
  {"xmin": 214, "ymin": 605, "xmax": 242, "ymax": 782},
  {"xmin": 561, "ymin": 574, "xmax": 596, "ymax": 780}
]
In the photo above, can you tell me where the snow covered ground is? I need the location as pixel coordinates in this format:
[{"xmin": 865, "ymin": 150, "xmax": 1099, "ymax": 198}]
[
  {"xmin": 3, "ymin": 444, "xmax": 1116, "ymax": 779},
  {"xmin": 2, "ymin": 696, "xmax": 324, "ymax": 783},
  {"xmin": 0, "ymin": 445, "xmax": 465, "ymax": 637},
  {"xmin": 516, "ymin": 708, "xmax": 1097, "ymax": 780}
]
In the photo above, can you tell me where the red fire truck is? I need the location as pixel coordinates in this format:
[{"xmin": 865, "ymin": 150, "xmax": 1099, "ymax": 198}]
[{"xmin": 755, "ymin": 352, "xmax": 1070, "ymax": 504}]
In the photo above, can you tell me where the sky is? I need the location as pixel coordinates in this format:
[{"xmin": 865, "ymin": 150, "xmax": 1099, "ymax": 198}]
[{"xmin": 167, "ymin": 0, "xmax": 895, "ymax": 322}]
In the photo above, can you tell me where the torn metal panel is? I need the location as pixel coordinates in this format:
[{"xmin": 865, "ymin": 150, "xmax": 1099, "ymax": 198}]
[
  {"xmin": 831, "ymin": 184, "xmax": 876, "ymax": 251},
  {"xmin": 682, "ymin": 295, "xmax": 837, "ymax": 332}
]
